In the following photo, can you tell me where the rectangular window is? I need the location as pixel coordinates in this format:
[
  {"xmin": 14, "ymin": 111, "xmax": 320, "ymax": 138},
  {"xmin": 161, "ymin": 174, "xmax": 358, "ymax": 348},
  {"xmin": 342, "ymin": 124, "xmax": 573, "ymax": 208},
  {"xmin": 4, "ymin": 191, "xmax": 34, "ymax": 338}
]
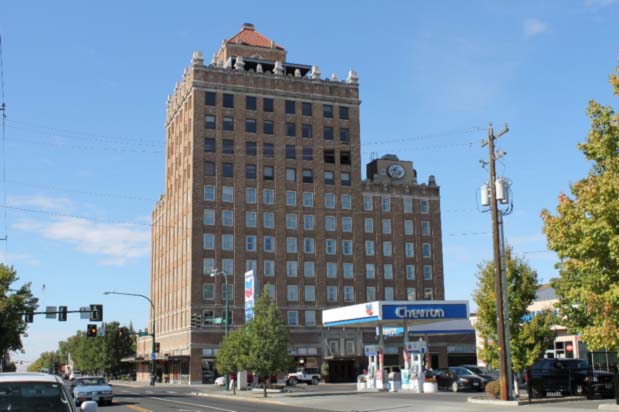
[
  {"xmin": 263, "ymin": 212, "xmax": 274, "ymax": 228},
  {"xmin": 304, "ymin": 285, "xmax": 315, "ymax": 302},
  {"xmin": 222, "ymin": 284, "xmax": 233, "ymax": 301},
  {"xmin": 342, "ymin": 216, "xmax": 352, "ymax": 232},
  {"xmin": 365, "ymin": 240, "xmax": 375, "ymax": 256},
  {"xmin": 407, "ymin": 288, "xmax": 416, "ymax": 301},
  {"xmin": 340, "ymin": 128, "xmax": 350, "ymax": 142},
  {"xmin": 422, "ymin": 221, "xmax": 431, "ymax": 236},
  {"xmin": 326, "ymin": 262, "xmax": 337, "ymax": 278},
  {"xmin": 423, "ymin": 243, "xmax": 432, "ymax": 258},
  {"xmin": 304, "ymin": 261, "xmax": 315, "ymax": 277},
  {"xmin": 382, "ymin": 219, "xmax": 392, "ymax": 234},
  {"xmin": 339, "ymin": 106, "xmax": 349, "ymax": 120},
  {"xmin": 222, "ymin": 139, "xmax": 234, "ymax": 155},
  {"xmin": 205, "ymin": 91, "xmax": 216, "ymax": 106},
  {"xmin": 302, "ymin": 147, "xmax": 313, "ymax": 161},
  {"xmin": 324, "ymin": 171, "xmax": 335, "ymax": 185},
  {"xmin": 222, "ymin": 162, "xmax": 234, "ymax": 177},
  {"xmin": 264, "ymin": 260, "xmax": 275, "ymax": 277},
  {"xmin": 327, "ymin": 286, "xmax": 338, "ymax": 302},
  {"xmin": 344, "ymin": 286, "xmax": 354, "ymax": 302},
  {"xmin": 287, "ymin": 285, "xmax": 299, "ymax": 301},
  {"xmin": 205, "ymin": 115, "xmax": 216, "ymax": 129},
  {"xmin": 222, "ymin": 210, "xmax": 233, "ymax": 226},
  {"xmin": 303, "ymin": 238, "xmax": 315, "ymax": 254},
  {"xmin": 382, "ymin": 196, "xmax": 391, "ymax": 212},
  {"xmin": 245, "ymin": 118, "xmax": 257, "ymax": 133},
  {"xmin": 366, "ymin": 264, "xmax": 375, "ymax": 279},
  {"xmin": 288, "ymin": 311, "xmax": 298, "ymax": 326},
  {"xmin": 341, "ymin": 194, "xmax": 352, "ymax": 209},
  {"xmin": 203, "ymin": 258, "xmax": 215, "ymax": 275},
  {"xmin": 302, "ymin": 124, "xmax": 312, "ymax": 138},
  {"xmin": 204, "ymin": 209, "xmax": 215, "ymax": 225},
  {"xmin": 223, "ymin": 93, "xmax": 234, "ymax": 108},
  {"xmin": 424, "ymin": 288, "xmax": 434, "ymax": 300},
  {"xmin": 363, "ymin": 195, "xmax": 373, "ymax": 211},
  {"xmin": 204, "ymin": 185, "xmax": 216, "ymax": 201},
  {"xmin": 302, "ymin": 169, "xmax": 313, "ymax": 183},
  {"xmin": 324, "ymin": 126, "xmax": 333, "ymax": 140},
  {"xmin": 246, "ymin": 235, "xmax": 257, "ymax": 252},
  {"xmin": 245, "ymin": 164, "xmax": 257, "ymax": 179},
  {"xmin": 246, "ymin": 211, "xmax": 256, "ymax": 228},
  {"xmin": 343, "ymin": 263, "xmax": 353, "ymax": 279},
  {"xmin": 323, "ymin": 104, "xmax": 333, "ymax": 118},
  {"xmin": 222, "ymin": 234, "xmax": 234, "ymax": 251},
  {"xmin": 246, "ymin": 260, "xmax": 257, "ymax": 272},
  {"xmin": 406, "ymin": 264, "xmax": 416, "ymax": 280},
  {"xmin": 382, "ymin": 243, "xmax": 392, "ymax": 257},
  {"xmin": 246, "ymin": 141, "xmax": 257, "ymax": 156},
  {"xmin": 326, "ymin": 239, "xmax": 337, "ymax": 255},
  {"xmin": 325, "ymin": 216, "xmax": 336, "ymax": 231},
  {"xmin": 266, "ymin": 284, "xmax": 276, "ymax": 300},
  {"xmin": 203, "ymin": 234, "xmax": 215, "ymax": 250},
  {"xmin": 263, "ymin": 143, "xmax": 274, "ymax": 157},
  {"xmin": 286, "ymin": 191, "xmax": 297, "ymax": 206},
  {"xmin": 263, "ymin": 120, "xmax": 274, "ymax": 135},
  {"xmin": 286, "ymin": 145, "xmax": 296, "ymax": 160},
  {"xmin": 324, "ymin": 149, "xmax": 336, "ymax": 163},
  {"xmin": 204, "ymin": 137, "xmax": 216, "ymax": 153},
  {"xmin": 246, "ymin": 95, "xmax": 257, "ymax": 110},
  {"xmin": 222, "ymin": 259, "xmax": 233, "ymax": 276},
  {"xmin": 285, "ymin": 100, "xmax": 296, "ymax": 114},
  {"xmin": 263, "ymin": 166, "xmax": 274, "ymax": 181},
  {"xmin": 302, "ymin": 102, "xmax": 312, "ymax": 116},
  {"xmin": 385, "ymin": 287, "xmax": 394, "ymax": 301},
  {"xmin": 424, "ymin": 265, "xmax": 433, "ymax": 280},
  {"xmin": 263, "ymin": 189, "xmax": 274, "ymax": 205},
  {"xmin": 404, "ymin": 197, "xmax": 413, "ymax": 213},
  {"xmin": 340, "ymin": 151, "xmax": 351, "ymax": 165},
  {"xmin": 305, "ymin": 310, "xmax": 316, "ymax": 326},
  {"xmin": 204, "ymin": 161, "xmax": 216, "ymax": 176},
  {"xmin": 342, "ymin": 240, "xmax": 353, "ymax": 255},
  {"xmin": 263, "ymin": 97, "xmax": 273, "ymax": 112},
  {"xmin": 222, "ymin": 186, "xmax": 233, "ymax": 203},
  {"xmin": 366, "ymin": 287, "xmax": 376, "ymax": 302},
  {"xmin": 286, "ymin": 168, "xmax": 296, "ymax": 182},
  {"xmin": 264, "ymin": 236, "xmax": 275, "ymax": 252},
  {"xmin": 286, "ymin": 213, "xmax": 297, "ymax": 230},
  {"xmin": 286, "ymin": 122, "xmax": 296, "ymax": 137},
  {"xmin": 384, "ymin": 264, "xmax": 394, "ymax": 280},
  {"xmin": 286, "ymin": 261, "xmax": 298, "ymax": 277},
  {"xmin": 302, "ymin": 192, "xmax": 314, "ymax": 207},
  {"xmin": 364, "ymin": 218, "xmax": 374, "ymax": 233},
  {"xmin": 341, "ymin": 172, "xmax": 351, "ymax": 186},
  {"xmin": 223, "ymin": 116, "xmax": 234, "ymax": 131},
  {"xmin": 404, "ymin": 220, "xmax": 414, "ymax": 235},
  {"xmin": 420, "ymin": 199, "xmax": 430, "ymax": 214},
  {"xmin": 405, "ymin": 243, "xmax": 415, "ymax": 257},
  {"xmin": 246, "ymin": 187, "xmax": 257, "ymax": 204},
  {"xmin": 303, "ymin": 215, "xmax": 314, "ymax": 230},
  {"xmin": 203, "ymin": 283, "xmax": 214, "ymax": 300},
  {"xmin": 325, "ymin": 193, "xmax": 336, "ymax": 208},
  {"xmin": 287, "ymin": 237, "xmax": 298, "ymax": 253}
]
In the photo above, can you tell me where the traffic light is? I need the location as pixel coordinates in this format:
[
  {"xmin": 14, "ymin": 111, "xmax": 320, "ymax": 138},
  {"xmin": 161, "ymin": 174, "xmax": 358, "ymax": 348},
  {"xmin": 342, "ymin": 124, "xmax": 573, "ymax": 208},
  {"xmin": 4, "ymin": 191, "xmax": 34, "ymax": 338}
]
[
  {"xmin": 58, "ymin": 306, "xmax": 67, "ymax": 322},
  {"xmin": 154, "ymin": 342, "xmax": 160, "ymax": 353},
  {"xmin": 191, "ymin": 312, "xmax": 202, "ymax": 328},
  {"xmin": 24, "ymin": 311, "xmax": 34, "ymax": 323},
  {"xmin": 89, "ymin": 304, "xmax": 103, "ymax": 322},
  {"xmin": 86, "ymin": 324, "xmax": 98, "ymax": 337}
]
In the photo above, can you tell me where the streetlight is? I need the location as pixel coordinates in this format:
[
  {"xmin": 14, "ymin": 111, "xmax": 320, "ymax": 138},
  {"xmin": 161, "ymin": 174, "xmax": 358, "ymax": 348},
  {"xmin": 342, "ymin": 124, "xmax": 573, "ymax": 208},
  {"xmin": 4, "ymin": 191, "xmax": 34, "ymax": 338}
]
[
  {"xmin": 210, "ymin": 269, "xmax": 230, "ymax": 390},
  {"xmin": 103, "ymin": 291, "xmax": 156, "ymax": 386}
]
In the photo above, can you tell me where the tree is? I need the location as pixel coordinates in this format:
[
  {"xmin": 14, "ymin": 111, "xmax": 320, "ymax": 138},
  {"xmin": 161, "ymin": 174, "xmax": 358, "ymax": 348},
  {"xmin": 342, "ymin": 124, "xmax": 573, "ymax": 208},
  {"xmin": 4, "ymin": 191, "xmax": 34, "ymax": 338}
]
[
  {"xmin": 28, "ymin": 351, "xmax": 65, "ymax": 373},
  {"xmin": 246, "ymin": 294, "xmax": 290, "ymax": 397},
  {"xmin": 473, "ymin": 247, "xmax": 555, "ymax": 371},
  {"xmin": 541, "ymin": 61, "xmax": 619, "ymax": 350},
  {"xmin": 215, "ymin": 327, "xmax": 250, "ymax": 379},
  {"xmin": 0, "ymin": 264, "xmax": 38, "ymax": 363}
]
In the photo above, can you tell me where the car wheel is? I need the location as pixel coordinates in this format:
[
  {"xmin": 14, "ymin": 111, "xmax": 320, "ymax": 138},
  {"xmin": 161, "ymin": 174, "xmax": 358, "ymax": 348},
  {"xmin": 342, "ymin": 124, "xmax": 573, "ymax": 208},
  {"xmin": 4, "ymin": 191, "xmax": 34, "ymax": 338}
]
[
  {"xmin": 289, "ymin": 377, "xmax": 298, "ymax": 386},
  {"xmin": 312, "ymin": 377, "xmax": 320, "ymax": 385},
  {"xmin": 451, "ymin": 382, "xmax": 459, "ymax": 392}
]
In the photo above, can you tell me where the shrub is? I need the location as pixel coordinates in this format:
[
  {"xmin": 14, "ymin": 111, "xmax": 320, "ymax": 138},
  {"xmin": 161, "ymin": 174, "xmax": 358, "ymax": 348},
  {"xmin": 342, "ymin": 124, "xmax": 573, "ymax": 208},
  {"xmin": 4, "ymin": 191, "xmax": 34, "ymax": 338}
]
[
  {"xmin": 486, "ymin": 380, "xmax": 500, "ymax": 399},
  {"xmin": 320, "ymin": 362, "xmax": 329, "ymax": 382}
]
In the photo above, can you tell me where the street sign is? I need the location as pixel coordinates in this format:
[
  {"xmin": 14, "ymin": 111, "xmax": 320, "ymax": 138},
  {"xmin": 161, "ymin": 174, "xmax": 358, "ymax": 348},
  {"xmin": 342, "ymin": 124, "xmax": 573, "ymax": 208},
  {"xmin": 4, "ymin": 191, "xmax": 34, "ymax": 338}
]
[
  {"xmin": 80, "ymin": 307, "xmax": 89, "ymax": 319},
  {"xmin": 150, "ymin": 353, "xmax": 156, "ymax": 360},
  {"xmin": 213, "ymin": 317, "xmax": 223, "ymax": 324},
  {"xmin": 45, "ymin": 306, "xmax": 56, "ymax": 319}
]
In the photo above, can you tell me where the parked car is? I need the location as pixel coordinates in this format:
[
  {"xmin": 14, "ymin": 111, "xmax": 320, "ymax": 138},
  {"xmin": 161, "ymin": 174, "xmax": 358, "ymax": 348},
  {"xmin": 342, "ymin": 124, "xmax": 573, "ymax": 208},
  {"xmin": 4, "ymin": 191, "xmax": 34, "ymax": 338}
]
[
  {"xmin": 71, "ymin": 376, "xmax": 113, "ymax": 406},
  {"xmin": 0, "ymin": 372, "xmax": 98, "ymax": 412},
  {"xmin": 69, "ymin": 371, "xmax": 82, "ymax": 381},
  {"xmin": 458, "ymin": 365, "xmax": 497, "ymax": 388},
  {"xmin": 435, "ymin": 367, "xmax": 484, "ymax": 392},
  {"xmin": 528, "ymin": 358, "xmax": 614, "ymax": 398},
  {"xmin": 214, "ymin": 376, "xmax": 226, "ymax": 387},
  {"xmin": 287, "ymin": 367, "xmax": 321, "ymax": 385}
]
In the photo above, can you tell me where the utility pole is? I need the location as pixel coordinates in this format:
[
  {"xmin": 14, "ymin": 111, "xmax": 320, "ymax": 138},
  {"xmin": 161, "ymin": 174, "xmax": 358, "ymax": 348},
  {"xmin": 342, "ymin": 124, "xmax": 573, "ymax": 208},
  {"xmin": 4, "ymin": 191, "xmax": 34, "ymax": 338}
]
[{"xmin": 483, "ymin": 122, "xmax": 510, "ymax": 401}]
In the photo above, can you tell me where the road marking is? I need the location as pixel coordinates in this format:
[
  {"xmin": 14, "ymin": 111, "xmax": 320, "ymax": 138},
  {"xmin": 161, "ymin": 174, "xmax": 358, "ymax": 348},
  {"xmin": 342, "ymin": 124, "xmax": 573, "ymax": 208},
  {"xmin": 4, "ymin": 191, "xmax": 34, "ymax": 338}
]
[
  {"xmin": 125, "ymin": 405, "xmax": 152, "ymax": 412},
  {"xmin": 166, "ymin": 390, "xmax": 177, "ymax": 394},
  {"xmin": 145, "ymin": 390, "xmax": 154, "ymax": 394},
  {"xmin": 150, "ymin": 396, "xmax": 239, "ymax": 412}
]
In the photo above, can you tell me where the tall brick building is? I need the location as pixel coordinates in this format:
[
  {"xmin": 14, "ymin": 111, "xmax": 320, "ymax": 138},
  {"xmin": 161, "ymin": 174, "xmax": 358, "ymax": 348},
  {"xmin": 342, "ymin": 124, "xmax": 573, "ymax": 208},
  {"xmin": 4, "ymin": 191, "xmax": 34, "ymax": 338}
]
[{"xmin": 137, "ymin": 24, "xmax": 453, "ymax": 384}]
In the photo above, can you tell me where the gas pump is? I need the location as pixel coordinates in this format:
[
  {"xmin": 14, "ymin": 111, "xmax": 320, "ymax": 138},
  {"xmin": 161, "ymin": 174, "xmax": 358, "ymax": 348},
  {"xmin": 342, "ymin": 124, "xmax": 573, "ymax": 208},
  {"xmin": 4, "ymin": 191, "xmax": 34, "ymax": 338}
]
[
  {"xmin": 363, "ymin": 344, "xmax": 383, "ymax": 390},
  {"xmin": 402, "ymin": 340, "xmax": 427, "ymax": 392}
]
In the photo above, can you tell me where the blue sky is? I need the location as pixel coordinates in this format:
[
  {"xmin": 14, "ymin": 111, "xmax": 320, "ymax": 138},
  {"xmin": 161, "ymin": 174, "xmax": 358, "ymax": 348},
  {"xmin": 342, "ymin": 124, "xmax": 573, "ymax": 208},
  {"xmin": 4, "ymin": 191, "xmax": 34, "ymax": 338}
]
[{"xmin": 2, "ymin": 1, "xmax": 618, "ymax": 365}]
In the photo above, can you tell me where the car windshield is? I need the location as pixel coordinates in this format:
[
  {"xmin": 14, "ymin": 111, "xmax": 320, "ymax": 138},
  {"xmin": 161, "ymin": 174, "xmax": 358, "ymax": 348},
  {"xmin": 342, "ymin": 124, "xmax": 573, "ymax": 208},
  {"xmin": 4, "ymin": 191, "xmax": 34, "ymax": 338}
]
[
  {"xmin": 452, "ymin": 367, "xmax": 474, "ymax": 376},
  {"xmin": 0, "ymin": 382, "xmax": 73, "ymax": 412},
  {"xmin": 76, "ymin": 378, "xmax": 106, "ymax": 386},
  {"xmin": 465, "ymin": 366, "xmax": 484, "ymax": 374}
]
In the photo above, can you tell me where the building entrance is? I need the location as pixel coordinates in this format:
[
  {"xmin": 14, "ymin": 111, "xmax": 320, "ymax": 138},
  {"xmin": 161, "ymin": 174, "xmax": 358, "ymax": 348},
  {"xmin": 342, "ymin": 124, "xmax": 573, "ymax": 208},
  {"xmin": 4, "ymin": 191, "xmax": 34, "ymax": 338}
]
[{"xmin": 328, "ymin": 359, "xmax": 356, "ymax": 383}]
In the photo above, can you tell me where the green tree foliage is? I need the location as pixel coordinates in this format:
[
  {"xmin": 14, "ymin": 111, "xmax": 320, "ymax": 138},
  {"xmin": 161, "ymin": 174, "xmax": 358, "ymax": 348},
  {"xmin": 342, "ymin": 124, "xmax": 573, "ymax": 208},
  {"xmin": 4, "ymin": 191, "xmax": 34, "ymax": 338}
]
[
  {"xmin": 27, "ymin": 351, "xmax": 65, "ymax": 373},
  {"xmin": 0, "ymin": 264, "xmax": 38, "ymax": 360},
  {"xmin": 473, "ymin": 247, "xmax": 555, "ymax": 371},
  {"xmin": 541, "ymin": 62, "xmax": 619, "ymax": 350},
  {"xmin": 215, "ymin": 327, "xmax": 250, "ymax": 377}
]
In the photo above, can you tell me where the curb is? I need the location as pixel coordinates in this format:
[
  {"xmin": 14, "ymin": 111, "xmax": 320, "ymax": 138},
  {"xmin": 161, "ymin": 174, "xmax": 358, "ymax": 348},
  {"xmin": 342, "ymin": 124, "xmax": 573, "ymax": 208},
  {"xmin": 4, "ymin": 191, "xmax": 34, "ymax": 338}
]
[
  {"xmin": 467, "ymin": 396, "xmax": 520, "ymax": 407},
  {"xmin": 468, "ymin": 395, "xmax": 587, "ymax": 407},
  {"xmin": 599, "ymin": 405, "xmax": 619, "ymax": 410}
]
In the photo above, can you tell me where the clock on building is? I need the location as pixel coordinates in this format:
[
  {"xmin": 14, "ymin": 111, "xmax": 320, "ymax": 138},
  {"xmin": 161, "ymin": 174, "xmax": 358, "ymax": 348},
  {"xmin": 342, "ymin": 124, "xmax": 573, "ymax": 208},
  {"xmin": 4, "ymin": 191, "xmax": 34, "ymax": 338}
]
[{"xmin": 387, "ymin": 164, "xmax": 406, "ymax": 179}]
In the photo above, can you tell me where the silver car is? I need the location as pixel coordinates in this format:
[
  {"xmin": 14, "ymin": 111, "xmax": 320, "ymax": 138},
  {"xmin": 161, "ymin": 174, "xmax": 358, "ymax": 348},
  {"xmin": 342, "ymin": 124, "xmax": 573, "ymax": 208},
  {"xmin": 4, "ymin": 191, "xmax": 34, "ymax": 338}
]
[{"xmin": 72, "ymin": 377, "xmax": 113, "ymax": 406}]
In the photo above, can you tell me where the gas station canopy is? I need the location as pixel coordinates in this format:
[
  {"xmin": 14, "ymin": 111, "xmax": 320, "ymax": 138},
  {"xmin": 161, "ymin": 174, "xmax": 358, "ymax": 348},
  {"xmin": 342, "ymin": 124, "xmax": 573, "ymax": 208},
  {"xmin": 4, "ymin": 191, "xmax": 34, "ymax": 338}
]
[{"xmin": 322, "ymin": 300, "xmax": 470, "ymax": 329}]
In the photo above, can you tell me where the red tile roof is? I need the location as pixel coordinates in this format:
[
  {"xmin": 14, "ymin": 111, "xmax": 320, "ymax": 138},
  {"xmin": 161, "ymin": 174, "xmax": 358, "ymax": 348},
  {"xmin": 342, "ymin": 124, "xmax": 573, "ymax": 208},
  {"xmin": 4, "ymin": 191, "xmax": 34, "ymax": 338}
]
[{"xmin": 227, "ymin": 26, "xmax": 285, "ymax": 50}]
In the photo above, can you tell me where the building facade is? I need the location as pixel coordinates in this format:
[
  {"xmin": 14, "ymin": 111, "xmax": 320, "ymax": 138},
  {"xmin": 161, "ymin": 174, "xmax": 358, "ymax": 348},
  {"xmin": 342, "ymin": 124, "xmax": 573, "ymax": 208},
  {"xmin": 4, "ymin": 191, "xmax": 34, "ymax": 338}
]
[{"xmin": 137, "ymin": 24, "xmax": 446, "ymax": 384}]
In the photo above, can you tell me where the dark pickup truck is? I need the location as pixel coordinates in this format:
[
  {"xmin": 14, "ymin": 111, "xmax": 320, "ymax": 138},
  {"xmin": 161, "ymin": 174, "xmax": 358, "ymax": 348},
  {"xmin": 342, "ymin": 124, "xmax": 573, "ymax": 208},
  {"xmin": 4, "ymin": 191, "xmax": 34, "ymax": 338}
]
[{"xmin": 528, "ymin": 358, "xmax": 614, "ymax": 398}]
